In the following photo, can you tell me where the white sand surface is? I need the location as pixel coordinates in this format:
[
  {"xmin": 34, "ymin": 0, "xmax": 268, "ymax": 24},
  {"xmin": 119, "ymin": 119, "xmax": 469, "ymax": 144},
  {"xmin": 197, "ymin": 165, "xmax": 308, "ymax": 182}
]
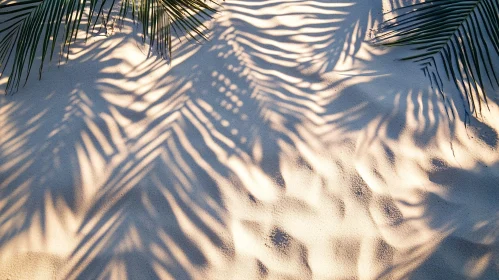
[{"xmin": 1, "ymin": 0, "xmax": 498, "ymax": 279}]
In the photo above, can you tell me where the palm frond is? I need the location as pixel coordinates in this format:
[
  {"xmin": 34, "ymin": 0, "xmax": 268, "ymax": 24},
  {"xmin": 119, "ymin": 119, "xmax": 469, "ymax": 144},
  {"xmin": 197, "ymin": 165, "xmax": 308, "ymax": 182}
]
[
  {"xmin": 0, "ymin": 0, "xmax": 221, "ymax": 93},
  {"xmin": 375, "ymin": 0, "xmax": 499, "ymax": 117}
]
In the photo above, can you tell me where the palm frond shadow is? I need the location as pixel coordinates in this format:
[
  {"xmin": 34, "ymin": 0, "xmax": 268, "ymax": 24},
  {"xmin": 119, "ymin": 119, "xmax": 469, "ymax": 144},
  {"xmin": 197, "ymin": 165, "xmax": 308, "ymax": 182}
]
[
  {"xmin": 374, "ymin": 0, "xmax": 499, "ymax": 118},
  {"xmin": 65, "ymin": 68, "xmax": 243, "ymax": 279},
  {"xmin": 1, "ymin": 0, "xmax": 498, "ymax": 279},
  {"xmin": 377, "ymin": 161, "xmax": 499, "ymax": 279},
  {"xmin": 62, "ymin": 0, "xmax": 385, "ymax": 277},
  {"xmin": 0, "ymin": 32, "xmax": 132, "ymax": 248},
  {"xmin": 0, "ymin": 0, "xmax": 221, "ymax": 92},
  {"xmin": 0, "ymin": 28, "xmax": 231, "ymax": 277},
  {"xmin": 317, "ymin": 37, "xmax": 499, "ymax": 278}
]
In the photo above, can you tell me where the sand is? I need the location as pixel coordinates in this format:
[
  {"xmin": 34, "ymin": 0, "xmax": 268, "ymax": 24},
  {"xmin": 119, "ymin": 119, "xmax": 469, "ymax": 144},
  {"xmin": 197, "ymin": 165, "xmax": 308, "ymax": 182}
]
[{"xmin": 1, "ymin": 0, "xmax": 498, "ymax": 279}]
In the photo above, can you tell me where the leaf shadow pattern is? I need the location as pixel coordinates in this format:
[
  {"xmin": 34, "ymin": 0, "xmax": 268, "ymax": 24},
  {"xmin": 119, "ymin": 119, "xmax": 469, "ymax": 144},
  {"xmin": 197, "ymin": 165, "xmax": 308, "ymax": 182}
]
[
  {"xmin": 1, "ymin": 0, "xmax": 498, "ymax": 279},
  {"xmin": 374, "ymin": 0, "xmax": 499, "ymax": 120},
  {"xmin": 0, "ymin": 47, "xmax": 126, "ymax": 248},
  {"xmin": 318, "ymin": 51, "xmax": 499, "ymax": 279},
  {"xmin": 64, "ymin": 69, "xmax": 242, "ymax": 279},
  {"xmin": 65, "ymin": 0, "xmax": 379, "ymax": 276},
  {"xmin": 1, "ymin": 27, "xmax": 236, "ymax": 277},
  {"xmin": 0, "ymin": 0, "xmax": 381, "ymax": 277},
  {"xmin": 378, "ymin": 161, "xmax": 499, "ymax": 279}
]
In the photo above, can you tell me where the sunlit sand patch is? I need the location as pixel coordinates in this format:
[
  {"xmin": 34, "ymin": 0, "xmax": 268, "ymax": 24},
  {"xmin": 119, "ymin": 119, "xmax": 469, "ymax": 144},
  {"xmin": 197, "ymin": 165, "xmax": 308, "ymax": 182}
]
[{"xmin": 0, "ymin": 253, "xmax": 65, "ymax": 280}]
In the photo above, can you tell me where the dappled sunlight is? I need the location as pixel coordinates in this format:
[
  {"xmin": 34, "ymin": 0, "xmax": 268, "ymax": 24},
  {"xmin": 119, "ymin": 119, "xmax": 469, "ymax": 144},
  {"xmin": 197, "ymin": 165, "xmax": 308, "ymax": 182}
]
[{"xmin": 1, "ymin": 0, "xmax": 499, "ymax": 279}]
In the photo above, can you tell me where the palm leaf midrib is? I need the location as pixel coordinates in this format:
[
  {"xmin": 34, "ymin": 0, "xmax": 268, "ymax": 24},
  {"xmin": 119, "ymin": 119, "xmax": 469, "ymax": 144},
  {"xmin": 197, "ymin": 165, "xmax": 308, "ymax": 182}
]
[
  {"xmin": 377, "ymin": 0, "xmax": 499, "ymax": 117},
  {"xmin": 383, "ymin": 2, "xmax": 479, "ymax": 51}
]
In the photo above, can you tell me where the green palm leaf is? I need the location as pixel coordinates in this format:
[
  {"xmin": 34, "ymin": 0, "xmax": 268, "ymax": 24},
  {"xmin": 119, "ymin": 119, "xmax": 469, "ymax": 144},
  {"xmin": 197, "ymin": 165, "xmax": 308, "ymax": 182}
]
[
  {"xmin": 376, "ymin": 0, "xmax": 499, "ymax": 117},
  {"xmin": 0, "ymin": 0, "xmax": 221, "ymax": 93}
]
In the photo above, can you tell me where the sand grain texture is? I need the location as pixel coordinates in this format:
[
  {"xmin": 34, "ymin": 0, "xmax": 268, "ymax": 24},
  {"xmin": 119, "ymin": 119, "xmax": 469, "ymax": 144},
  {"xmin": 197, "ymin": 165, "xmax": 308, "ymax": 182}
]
[{"xmin": 1, "ymin": 0, "xmax": 498, "ymax": 279}]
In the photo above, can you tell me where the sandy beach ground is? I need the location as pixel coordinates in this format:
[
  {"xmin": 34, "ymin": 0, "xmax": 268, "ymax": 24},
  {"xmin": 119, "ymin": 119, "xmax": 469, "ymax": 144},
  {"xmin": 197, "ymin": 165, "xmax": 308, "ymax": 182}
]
[{"xmin": 0, "ymin": 0, "xmax": 498, "ymax": 279}]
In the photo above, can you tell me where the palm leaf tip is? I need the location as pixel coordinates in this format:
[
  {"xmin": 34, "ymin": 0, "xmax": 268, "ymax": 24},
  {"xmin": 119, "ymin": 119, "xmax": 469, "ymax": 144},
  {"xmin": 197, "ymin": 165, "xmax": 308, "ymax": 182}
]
[
  {"xmin": 0, "ymin": 0, "xmax": 223, "ymax": 93},
  {"xmin": 375, "ymin": 0, "xmax": 499, "ymax": 117}
]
